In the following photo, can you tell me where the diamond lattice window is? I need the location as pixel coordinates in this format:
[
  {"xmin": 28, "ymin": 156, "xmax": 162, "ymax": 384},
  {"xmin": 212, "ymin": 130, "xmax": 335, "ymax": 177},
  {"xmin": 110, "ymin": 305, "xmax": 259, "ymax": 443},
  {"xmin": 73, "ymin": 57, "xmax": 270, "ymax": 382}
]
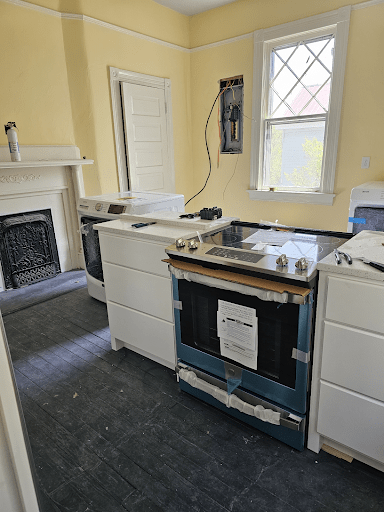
[{"xmin": 263, "ymin": 34, "xmax": 335, "ymax": 191}]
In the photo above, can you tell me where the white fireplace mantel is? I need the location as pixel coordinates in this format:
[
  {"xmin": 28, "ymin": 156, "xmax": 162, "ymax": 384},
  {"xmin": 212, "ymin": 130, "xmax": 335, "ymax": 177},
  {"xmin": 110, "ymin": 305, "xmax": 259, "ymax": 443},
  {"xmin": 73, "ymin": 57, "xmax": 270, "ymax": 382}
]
[
  {"xmin": 0, "ymin": 160, "xmax": 93, "ymax": 168},
  {"xmin": 0, "ymin": 146, "xmax": 94, "ymax": 290},
  {"xmin": 0, "ymin": 160, "xmax": 93, "ymax": 200},
  {"xmin": 0, "ymin": 146, "xmax": 93, "ymax": 202}
]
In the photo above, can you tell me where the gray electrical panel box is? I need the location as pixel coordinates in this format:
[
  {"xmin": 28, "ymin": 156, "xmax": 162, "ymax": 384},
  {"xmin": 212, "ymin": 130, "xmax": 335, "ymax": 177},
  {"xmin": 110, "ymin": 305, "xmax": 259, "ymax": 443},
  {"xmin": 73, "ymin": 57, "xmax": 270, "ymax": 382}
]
[{"xmin": 220, "ymin": 76, "xmax": 244, "ymax": 154}]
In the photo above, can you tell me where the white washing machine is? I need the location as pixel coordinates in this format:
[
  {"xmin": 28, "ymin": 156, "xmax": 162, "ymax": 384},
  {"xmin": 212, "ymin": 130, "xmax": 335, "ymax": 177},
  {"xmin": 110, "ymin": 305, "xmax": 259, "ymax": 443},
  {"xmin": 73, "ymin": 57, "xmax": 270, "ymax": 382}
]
[
  {"xmin": 77, "ymin": 191, "xmax": 184, "ymax": 302},
  {"xmin": 348, "ymin": 182, "xmax": 384, "ymax": 234}
]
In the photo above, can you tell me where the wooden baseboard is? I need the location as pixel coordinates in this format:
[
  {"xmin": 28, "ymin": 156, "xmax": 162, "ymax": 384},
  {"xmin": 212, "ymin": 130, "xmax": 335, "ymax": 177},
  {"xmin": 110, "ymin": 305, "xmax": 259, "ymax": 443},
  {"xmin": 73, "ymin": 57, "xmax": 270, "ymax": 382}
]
[{"xmin": 322, "ymin": 444, "xmax": 354, "ymax": 463}]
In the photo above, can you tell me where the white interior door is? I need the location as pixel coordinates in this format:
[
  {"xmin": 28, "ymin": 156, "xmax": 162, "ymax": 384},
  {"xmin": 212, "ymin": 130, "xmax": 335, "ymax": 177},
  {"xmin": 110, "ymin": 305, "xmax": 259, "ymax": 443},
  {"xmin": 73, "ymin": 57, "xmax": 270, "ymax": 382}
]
[{"xmin": 122, "ymin": 82, "xmax": 174, "ymax": 192}]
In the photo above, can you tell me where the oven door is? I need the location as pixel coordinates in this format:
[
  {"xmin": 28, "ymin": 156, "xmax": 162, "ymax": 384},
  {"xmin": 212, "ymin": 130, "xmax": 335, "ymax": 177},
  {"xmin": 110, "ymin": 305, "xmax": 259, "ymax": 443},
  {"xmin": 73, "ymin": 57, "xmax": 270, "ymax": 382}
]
[
  {"xmin": 177, "ymin": 361, "xmax": 306, "ymax": 451},
  {"xmin": 80, "ymin": 216, "xmax": 109, "ymax": 283},
  {"xmin": 172, "ymin": 277, "xmax": 314, "ymax": 415}
]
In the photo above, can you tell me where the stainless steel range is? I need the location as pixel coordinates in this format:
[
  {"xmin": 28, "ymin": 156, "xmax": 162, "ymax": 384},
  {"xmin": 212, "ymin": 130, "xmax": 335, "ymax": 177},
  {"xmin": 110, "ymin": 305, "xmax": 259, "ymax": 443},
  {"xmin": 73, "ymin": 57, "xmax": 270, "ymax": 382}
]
[
  {"xmin": 167, "ymin": 221, "xmax": 352, "ymax": 450},
  {"xmin": 167, "ymin": 221, "xmax": 350, "ymax": 286}
]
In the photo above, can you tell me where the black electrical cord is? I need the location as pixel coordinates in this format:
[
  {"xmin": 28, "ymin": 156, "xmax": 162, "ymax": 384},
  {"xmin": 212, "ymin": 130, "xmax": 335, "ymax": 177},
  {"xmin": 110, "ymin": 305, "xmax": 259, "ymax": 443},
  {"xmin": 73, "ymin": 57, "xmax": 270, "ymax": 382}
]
[{"xmin": 184, "ymin": 89, "xmax": 222, "ymax": 207}]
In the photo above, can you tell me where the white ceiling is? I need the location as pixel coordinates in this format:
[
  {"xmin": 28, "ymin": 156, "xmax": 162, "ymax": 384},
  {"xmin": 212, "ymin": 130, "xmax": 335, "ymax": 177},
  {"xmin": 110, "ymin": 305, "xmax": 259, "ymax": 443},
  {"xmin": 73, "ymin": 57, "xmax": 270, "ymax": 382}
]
[{"xmin": 153, "ymin": 0, "xmax": 238, "ymax": 16}]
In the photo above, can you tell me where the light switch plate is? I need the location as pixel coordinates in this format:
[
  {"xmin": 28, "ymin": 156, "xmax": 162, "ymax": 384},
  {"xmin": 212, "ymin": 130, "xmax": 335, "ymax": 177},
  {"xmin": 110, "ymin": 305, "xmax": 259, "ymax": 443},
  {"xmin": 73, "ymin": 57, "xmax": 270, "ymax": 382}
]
[{"xmin": 361, "ymin": 156, "xmax": 370, "ymax": 169}]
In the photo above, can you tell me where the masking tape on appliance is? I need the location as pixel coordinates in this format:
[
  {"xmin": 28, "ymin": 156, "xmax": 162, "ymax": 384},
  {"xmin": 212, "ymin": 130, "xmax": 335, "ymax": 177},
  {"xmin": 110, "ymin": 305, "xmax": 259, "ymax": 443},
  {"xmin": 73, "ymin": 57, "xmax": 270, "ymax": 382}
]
[
  {"xmin": 348, "ymin": 217, "xmax": 366, "ymax": 225},
  {"xmin": 169, "ymin": 266, "xmax": 289, "ymax": 304},
  {"xmin": 292, "ymin": 348, "xmax": 310, "ymax": 364},
  {"xmin": 173, "ymin": 300, "xmax": 182, "ymax": 310},
  {"xmin": 179, "ymin": 368, "xmax": 281, "ymax": 425}
]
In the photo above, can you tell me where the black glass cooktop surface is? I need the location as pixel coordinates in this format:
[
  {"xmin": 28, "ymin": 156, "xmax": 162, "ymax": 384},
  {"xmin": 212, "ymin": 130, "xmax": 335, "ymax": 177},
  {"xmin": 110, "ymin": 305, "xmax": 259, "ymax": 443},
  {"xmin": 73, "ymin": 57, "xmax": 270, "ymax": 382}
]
[{"xmin": 200, "ymin": 223, "xmax": 350, "ymax": 265}]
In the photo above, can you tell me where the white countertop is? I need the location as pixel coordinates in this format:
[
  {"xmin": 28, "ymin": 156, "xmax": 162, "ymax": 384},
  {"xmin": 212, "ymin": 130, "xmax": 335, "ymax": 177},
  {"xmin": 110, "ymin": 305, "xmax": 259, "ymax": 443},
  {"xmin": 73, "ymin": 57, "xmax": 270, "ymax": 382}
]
[
  {"xmin": 93, "ymin": 217, "xmax": 235, "ymax": 244},
  {"xmin": 120, "ymin": 210, "xmax": 239, "ymax": 230},
  {"xmin": 317, "ymin": 230, "xmax": 384, "ymax": 282}
]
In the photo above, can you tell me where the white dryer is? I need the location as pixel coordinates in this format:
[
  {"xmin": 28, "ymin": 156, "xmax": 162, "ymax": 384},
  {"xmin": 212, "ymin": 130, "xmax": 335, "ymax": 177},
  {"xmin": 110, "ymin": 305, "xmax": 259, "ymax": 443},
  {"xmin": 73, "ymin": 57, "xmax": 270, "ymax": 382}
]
[
  {"xmin": 348, "ymin": 182, "xmax": 384, "ymax": 234},
  {"xmin": 77, "ymin": 191, "xmax": 184, "ymax": 302}
]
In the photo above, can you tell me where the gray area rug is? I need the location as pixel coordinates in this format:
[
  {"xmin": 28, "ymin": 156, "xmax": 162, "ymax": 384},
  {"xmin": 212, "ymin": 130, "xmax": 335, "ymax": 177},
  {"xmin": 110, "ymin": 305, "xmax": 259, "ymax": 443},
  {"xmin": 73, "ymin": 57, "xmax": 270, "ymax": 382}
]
[{"xmin": 0, "ymin": 269, "xmax": 87, "ymax": 316}]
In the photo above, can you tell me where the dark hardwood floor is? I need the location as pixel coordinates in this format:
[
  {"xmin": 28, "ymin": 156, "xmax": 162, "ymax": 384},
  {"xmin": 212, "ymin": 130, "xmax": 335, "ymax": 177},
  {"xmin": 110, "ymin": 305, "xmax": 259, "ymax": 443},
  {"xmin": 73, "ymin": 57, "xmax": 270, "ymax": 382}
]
[{"xmin": 2, "ymin": 280, "xmax": 384, "ymax": 511}]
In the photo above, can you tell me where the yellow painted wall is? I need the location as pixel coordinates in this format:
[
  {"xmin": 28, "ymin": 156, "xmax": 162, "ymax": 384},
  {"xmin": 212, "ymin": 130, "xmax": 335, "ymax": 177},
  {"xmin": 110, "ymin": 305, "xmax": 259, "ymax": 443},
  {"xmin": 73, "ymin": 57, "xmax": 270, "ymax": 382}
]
[
  {"xmin": 19, "ymin": 0, "xmax": 190, "ymax": 47},
  {"xmin": 188, "ymin": 1, "xmax": 384, "ymax": 231},
  {"xmin": 1, "ymin": 0, "xmax": 384, "ymax": 231},
  {"xmin": 81, "ymin": 20, "xmax": 193, "ymax": 195},
  {"xmin": 1, "ymin": 0, "xmax": 192, "ymax": 198},
  {"xmin": 0, "ymin": 2, "xmax": 74, "ymax": 146},
  {"xmin": 190, "ymin": 0, "xmax": 373, "ymax": 47},
  {"xmin": 60, "ymin": 0, "xmax": 190, "ymax": 49}
]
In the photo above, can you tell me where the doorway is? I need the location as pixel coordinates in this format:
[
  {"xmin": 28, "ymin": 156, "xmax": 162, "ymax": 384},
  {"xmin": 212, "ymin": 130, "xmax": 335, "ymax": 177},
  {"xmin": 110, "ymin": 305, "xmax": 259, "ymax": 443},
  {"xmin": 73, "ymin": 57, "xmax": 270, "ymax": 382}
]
[{"xmin": 110, "ymin": 67, "xmax": 176, "ymax": 193}]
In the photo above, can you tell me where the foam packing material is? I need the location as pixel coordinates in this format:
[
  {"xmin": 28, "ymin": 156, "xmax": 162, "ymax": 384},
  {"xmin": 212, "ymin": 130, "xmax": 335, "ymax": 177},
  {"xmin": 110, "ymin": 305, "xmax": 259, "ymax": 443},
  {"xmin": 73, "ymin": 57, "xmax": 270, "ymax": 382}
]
[
  {"xmin": 165, "ymin": 258, "xmax": 310, "ymax": 302},
  {"xmin": 179, "ymin": 369, "xmax": 281, "ymax": 425}
]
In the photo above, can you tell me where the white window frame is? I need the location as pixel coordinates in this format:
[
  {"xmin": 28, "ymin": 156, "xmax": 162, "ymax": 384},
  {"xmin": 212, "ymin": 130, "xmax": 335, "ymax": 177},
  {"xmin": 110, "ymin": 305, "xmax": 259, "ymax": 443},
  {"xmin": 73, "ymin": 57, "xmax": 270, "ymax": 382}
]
[
  {"xmin": 110, "ymin": 67, "xmax": 176, "ymax": 192},
  {"xmin": 249, "ymin": 6, "xmax": 351, "ymax": 205}
]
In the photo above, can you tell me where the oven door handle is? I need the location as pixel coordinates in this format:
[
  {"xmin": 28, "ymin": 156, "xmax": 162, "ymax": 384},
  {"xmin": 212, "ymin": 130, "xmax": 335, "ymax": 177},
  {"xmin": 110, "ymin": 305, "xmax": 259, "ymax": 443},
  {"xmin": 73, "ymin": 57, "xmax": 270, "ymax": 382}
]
[{"xmin": 177, "ymin": 365, "xmax": 303, "ymax": 431}]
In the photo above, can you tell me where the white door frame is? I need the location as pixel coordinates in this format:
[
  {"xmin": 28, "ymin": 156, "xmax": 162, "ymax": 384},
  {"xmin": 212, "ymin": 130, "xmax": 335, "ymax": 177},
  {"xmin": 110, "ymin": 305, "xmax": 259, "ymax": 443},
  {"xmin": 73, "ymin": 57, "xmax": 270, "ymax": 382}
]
[
  {"xmin": 110, "ymin": 67, "xmax": 176, "ymax": 192},
  {"xmin": 0, "ymin": 316, "xmax": 40, "ymax": 512}
]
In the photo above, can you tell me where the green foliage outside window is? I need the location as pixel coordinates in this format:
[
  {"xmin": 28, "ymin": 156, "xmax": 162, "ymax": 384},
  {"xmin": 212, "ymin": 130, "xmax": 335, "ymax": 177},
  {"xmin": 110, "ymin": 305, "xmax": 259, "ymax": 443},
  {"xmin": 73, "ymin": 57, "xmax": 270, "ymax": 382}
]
[
  {"xmin": 269, "ymin": 126, "xmax": 283, "ymax": 186},
  {"xmin": 285, "ymin": 137, "xmax": 323, "ymax": 189}
]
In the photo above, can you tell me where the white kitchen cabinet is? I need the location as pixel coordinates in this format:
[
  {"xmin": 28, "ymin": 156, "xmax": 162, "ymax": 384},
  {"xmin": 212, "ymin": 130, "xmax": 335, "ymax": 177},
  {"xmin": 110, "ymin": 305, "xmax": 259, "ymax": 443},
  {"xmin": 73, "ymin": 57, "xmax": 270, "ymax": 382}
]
[
  {"xmin": 308, "ymin": 264, "xmax": 384, "ymax": 472},
  {"xmin": 107, "ymin": 302, "xmax": 176, "ymax": 366},
  {"xmin": 317, "ymin": 382, "xmax": 384, "ymax": 464},
  {"xmin": 94, "ymin": 216, "xmax": 237, "ymax": 370},
  {"xmin": 103, "ymin": 262, "xmax": 173, "ymax": 322},
  {"xmin": 98, "ymin": 230, "xmax": 177, "ymax": 369}
]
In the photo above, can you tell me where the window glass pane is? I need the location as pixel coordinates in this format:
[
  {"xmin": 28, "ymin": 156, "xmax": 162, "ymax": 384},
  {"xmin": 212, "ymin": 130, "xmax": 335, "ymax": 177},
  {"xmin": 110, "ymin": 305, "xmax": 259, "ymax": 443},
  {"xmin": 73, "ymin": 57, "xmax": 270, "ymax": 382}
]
[
  {"xmin": 301, "ymin": 59, "xmax": 330, "ymax": 89},
  {"xmin": 306, "ymin": 37, "xmax": 330, "ymax": 57},
  {"xmin": 274, "ymin": 44, "xmax": 297, "ymax": 64},
  {"xmin": 272, "ymin": 65, "xmax": 297, "ymax": 100},
  {"xmin": 287, "ymin": 44, "xmax": 315, "ymax": 76},
  {"xmin": 263, "ymin": 120, "xmax": 326, "ymax": 190},
  {"xmin": 269, "ymin": 35, "xmax": 334, "ymax": 119}
]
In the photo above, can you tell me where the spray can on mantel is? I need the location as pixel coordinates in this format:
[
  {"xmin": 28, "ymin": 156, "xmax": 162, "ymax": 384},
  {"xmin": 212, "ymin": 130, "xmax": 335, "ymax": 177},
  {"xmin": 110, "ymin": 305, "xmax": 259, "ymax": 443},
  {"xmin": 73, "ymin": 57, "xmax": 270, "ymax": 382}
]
[{"xmin": 5, "ymin": 122, "xmax": 21, "ymax": 161}]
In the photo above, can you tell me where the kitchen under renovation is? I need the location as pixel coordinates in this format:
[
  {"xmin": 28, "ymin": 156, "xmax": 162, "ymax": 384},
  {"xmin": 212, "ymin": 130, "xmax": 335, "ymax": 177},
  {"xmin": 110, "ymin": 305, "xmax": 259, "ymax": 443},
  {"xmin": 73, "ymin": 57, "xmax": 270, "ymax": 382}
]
[{"xmin": 1, "ymin": 0, "xmax": 384, "ymax": 511}]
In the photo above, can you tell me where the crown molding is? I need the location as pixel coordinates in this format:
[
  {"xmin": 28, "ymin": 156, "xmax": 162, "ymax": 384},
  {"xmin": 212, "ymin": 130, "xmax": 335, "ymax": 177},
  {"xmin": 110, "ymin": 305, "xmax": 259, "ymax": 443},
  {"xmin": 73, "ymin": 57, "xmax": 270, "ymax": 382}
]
[
  {"xmin": 2, "ymin": 0, "xmax": 384, "ymax": 53},
  {"xmin": 60, "ymin": 13, "xmax": 189, "ymax": 52},
  {"xmin": 190, "ymin": 32, "xmax": 253, "ymax": 53},
  {"xmin": 2, "ymin": 0, "xmax": 60, "ymax": 16},
  {"xmin": 352, "ymin": 0, "xmax": 384, "ymax": 9}
]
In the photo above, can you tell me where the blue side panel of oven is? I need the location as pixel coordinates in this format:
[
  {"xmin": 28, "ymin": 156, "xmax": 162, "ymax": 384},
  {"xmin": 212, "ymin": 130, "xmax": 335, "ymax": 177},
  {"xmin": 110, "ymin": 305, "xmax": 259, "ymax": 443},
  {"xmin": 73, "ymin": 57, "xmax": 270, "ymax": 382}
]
[
  {"xmin": 172, "ymin": 276, "xmax": 313, "ymax": 415},
  {"xmin": 179, "ymin": 379, "xmax": 305, "ymax": 451}
]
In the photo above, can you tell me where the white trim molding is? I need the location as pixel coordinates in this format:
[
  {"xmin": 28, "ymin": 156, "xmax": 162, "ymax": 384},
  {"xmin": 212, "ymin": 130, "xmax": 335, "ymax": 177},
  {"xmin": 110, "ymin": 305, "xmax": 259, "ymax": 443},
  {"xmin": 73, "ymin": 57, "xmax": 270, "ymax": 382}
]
[
  {"xmin": 2, "ymin": 0, "xmax": 60, "ymax": 17},
  {"xmin": 110, "ymin": 67, "xmax": 176, "ymax": 193},
  {"xmin": 0, "ymin": 0, "xmax": 384, "ymax": 53},
  {"xmin": 249, "ymin": 6, "xmax": 351, "ymax": 205},
  {"xmin": 247, "ymin": 190, "xmax": 336, "ymax": 205},
  {"xmin": 353, "ymin": 0, "xmax": 384, "ymax": 9},
  {"xmin": 190, "ymin": 32, "xmax": 253, "ymax": 53},
  {"xmin": 61, "ymin": 13, "xmax": 189, "ymax": 52},
  {"xmin": 0, "ymin": 317, "xmax": 40, "ymax": 512},
  {"xmin": 1, "ymin": 0, "xmax": 384, "ymax": 53}
]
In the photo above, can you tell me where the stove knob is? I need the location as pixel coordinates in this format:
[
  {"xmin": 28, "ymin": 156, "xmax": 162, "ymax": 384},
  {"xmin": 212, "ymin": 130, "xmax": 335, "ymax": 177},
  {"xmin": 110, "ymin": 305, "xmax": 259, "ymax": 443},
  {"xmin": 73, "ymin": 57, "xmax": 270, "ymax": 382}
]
[
  {"xmin": 276, "ymin": 254, "xmax": 288, "ymax": 266},
  {"xmin": 295, "ymin": 257, "xmax": 309, "ymax": 270},
  {"xmin": 175, "ymin": 238, "xmax": 186, "ymax": 248},
  {"xmin": 188, "ymin": 240, "xmax": 199, "ymax": 250}
]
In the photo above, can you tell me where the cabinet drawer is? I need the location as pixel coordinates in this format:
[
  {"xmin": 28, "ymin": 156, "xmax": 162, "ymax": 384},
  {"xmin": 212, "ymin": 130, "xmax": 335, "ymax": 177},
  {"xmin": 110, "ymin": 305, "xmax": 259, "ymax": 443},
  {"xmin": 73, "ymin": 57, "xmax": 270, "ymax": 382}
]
[
  {"xmin": 99, "ymin": 233, "xmax": 170, "ymax": 277},
  {"xmin": 103, "ymin": 262, "xmax": 173, "ymax": 322},
  {"xmin": 321, "ymin": 322, "xmax": 384, "ymax": 402},
  {"xmin": 325, "ymin": 276, "xmax": 384, "ymax": 333},
  {"xmin": 107, "ymin": 302, "xmax": 175, "ymax": 366},
  {"xmin": 317, "ymin": 381, "xmax": 384, "ymax": 464}
]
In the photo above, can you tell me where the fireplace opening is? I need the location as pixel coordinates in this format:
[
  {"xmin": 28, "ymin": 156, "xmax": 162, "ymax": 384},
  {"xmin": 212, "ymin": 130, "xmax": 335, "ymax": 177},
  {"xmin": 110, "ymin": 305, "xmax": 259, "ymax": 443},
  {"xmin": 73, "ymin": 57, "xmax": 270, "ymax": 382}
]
[{"xmin": 0, "ymin": 209, "xmax": 61, "ymax": 289}]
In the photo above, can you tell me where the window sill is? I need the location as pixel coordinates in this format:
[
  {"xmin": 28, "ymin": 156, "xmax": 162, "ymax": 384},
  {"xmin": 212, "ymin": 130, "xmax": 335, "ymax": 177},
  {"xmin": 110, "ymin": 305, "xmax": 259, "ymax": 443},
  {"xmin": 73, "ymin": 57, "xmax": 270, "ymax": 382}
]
[{"xmin": 247, "ymin": 190, "xmax": 335, "ymax": 205}]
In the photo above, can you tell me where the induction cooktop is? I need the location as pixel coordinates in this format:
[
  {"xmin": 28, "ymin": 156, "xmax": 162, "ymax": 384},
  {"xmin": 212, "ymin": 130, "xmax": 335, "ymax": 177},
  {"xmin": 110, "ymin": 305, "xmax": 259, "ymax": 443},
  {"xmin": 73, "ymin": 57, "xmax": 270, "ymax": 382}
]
[{"xmin": 166, "ymin": 221, "xmax": 352, "ymax": 284}]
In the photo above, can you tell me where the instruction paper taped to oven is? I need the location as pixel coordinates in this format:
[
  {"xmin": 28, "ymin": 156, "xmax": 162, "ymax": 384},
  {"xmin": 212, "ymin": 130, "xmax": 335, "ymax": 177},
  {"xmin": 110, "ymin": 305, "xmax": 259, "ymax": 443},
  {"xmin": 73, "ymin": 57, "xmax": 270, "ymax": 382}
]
[{"xmin": 217, "ymin": 300, "xmax": 258, "ymax": 370}]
